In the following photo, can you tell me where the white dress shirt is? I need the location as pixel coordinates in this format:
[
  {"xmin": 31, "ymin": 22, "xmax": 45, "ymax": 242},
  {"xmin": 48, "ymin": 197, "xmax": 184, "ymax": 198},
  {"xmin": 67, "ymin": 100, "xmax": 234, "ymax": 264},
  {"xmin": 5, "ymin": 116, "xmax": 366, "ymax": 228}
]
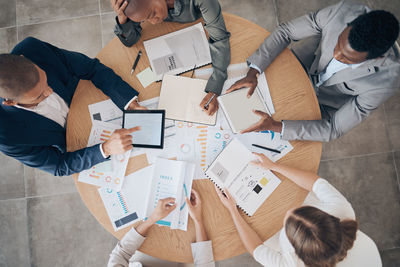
[
  {"xmin": 15, "ymin": 92, "xmax": 69, "ymax": 128},
  {"xmin": 107, "ymin": 227, "xmax": 215, "ymax": 267},
  {"xmin": 253, "ymin": 178, "xmax": 356, "ymax": 267}
]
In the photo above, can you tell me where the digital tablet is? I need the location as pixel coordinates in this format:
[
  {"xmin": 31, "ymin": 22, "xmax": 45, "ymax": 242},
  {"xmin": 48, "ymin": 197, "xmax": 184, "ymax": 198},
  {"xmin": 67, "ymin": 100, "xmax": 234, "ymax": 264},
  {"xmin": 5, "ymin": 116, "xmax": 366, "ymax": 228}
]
[{"xmin": 123, "ymin": 110, "xmax": 165, "ymax": 149}]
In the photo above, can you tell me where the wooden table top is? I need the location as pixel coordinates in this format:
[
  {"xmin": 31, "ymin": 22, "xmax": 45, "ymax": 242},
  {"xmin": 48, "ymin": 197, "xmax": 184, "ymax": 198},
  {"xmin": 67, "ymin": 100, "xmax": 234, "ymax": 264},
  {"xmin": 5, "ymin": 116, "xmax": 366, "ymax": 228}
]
[{"xmin": 66, "ymin": 13, "xmax": 322, "ymax": 262}]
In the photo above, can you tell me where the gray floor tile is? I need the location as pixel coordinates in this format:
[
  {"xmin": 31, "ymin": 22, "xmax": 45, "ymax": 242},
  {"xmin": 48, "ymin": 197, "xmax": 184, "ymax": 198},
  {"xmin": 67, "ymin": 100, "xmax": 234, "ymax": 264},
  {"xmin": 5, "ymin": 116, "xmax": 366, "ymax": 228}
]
[
  {"xmin": 17, "ymin": 15, "xmax": 102, "ymax": 58},
  {"xmin": 0, "ymin": 0, "xmax": 16, "ymax": 28},
  {"xmin": 384, "ymin": 93, "xmax": 400, "ymax": 151},
  {"xmin": 394, "ymin": 151, "xmax": 400, "ymax": 189},
  {"xmin": 0, "ymin": 153, "xmax": 25, "ymax": 200},
  {"xmin": 0, "ymin": 27, "xmax": 18, "ymax": 54},
  {"xmin": 321, "ymin": 106, "xmax": 391, "ymax": 160},
  {"xmin": 16, "ymin": 0, "xmax": 99, "ymax": 25},
  {"xmin": 100, "ymin": 0, "xmax": 114, "ymax": 13},
  {"xmin": 0, "ymin": 199, "xmax": 30, "ymax": 266},
  {"xmin": 220, "ymin": 0, "xmax": 277, "ymax": 31},
  {"xmin": 318, "ymin": 153, "xmax": 400, "ymax": 250},
  {"xmin": 28, "ymin": 192, "xmax": 117, "ymax": 266},
  {"xmin": 101, "ymin": 12, "xmax": 116, "ymax": 47},
  {"xmin": 216, "ymin": 252, "xmax": 261, "ymax": 267},
  {"xmin": 381, "ymin": 248, "xmax": 400, "ymax": 267},
  {"xmin": 24, "ymin": 166, "xmax": 76, "ymax": 197}
]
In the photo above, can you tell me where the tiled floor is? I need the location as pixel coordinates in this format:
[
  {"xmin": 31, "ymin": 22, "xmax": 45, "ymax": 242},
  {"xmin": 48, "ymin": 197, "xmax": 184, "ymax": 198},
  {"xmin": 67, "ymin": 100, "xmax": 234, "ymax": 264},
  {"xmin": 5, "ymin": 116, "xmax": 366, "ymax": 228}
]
[{"xmin": 0, "ymin": 0, "xmax": 399, "ymax": 266}]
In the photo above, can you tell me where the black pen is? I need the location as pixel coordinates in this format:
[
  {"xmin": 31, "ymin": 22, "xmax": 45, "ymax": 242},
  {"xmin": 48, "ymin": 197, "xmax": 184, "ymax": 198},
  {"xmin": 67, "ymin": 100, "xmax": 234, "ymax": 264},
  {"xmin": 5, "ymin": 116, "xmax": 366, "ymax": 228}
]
[
  {"xmin": 130, "ymin": 50, "xmax": 142, "ymax": 75},
  {"xmin": 203, "ymin": 94, "xmax": 216, "ymax": 110},
  {"xmin": 252, "ymin": 144, "xmax": 281, "ymax": 154}
]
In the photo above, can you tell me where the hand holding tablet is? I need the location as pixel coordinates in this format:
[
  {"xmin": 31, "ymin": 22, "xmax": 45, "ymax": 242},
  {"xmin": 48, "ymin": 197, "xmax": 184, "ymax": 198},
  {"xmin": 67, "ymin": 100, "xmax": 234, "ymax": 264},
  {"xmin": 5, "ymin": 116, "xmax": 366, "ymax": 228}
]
[{"xmin": 123, "ymin": 110, "xmax": 165, "ymax": 149}]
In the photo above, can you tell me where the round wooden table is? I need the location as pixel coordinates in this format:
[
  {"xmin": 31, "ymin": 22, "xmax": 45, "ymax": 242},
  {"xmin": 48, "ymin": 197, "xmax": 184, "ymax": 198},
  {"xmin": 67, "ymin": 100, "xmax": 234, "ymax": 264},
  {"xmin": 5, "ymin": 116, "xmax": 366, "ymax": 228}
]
[{"xmin": 67, "ymin": 13, "xmax": 322, "ymax": 263}]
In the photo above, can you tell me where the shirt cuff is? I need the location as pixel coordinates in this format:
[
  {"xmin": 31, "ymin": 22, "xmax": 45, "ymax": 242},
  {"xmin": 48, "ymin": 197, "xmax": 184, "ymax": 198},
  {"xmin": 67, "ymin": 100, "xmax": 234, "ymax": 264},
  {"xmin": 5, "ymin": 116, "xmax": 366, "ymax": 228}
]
[
  {"xmin": 99, "ymin": 144, "xmax": 110, "ymax": 159},
  {"xmin": 280, "ymin": 121, "xmax": 285, "ymax": 136},
  {"xmin": 124, "ymin": 96, "xmax": 138, "ymax": 110},
  {"xmin": 191, "ymin": 240, "xmax": 214, "ymax": 265},
  {"xmin": 249, "ymin": 63, "xmax": 262, "ymax": 74}
]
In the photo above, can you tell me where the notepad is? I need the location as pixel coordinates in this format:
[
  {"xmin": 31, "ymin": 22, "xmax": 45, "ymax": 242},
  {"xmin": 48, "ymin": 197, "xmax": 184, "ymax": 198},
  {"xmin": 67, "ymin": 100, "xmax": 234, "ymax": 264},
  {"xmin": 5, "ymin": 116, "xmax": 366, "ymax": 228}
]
[
  {"xmin": 158, "ymin": 74, "xmax": 217, "ymax": 125},
  {"xmin": 143, "ymin": 22, "xmax": 211, "ymax": 81},
  {"xmin": 205, "ymin": 138, "xmax": 281, "ymax": 216},
  {"xmin": 218, "ymin": 88, "xmax": 270, "ymax": 133}
]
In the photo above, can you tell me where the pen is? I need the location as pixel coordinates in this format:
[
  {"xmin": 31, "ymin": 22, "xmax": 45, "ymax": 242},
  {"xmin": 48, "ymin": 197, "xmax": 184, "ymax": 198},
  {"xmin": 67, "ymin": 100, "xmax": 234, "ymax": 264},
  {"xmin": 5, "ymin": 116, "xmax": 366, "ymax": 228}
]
[
  {"xmin": 252, "ymin": 144, "xmax": 281, "ymax": 154},
  {"xmin": 203, "ymin": 94, "xmax": 216, "ymax": 110},
  {"xmin": 130, "ymin": 50, "xmax": 142, "ymax": 75}
]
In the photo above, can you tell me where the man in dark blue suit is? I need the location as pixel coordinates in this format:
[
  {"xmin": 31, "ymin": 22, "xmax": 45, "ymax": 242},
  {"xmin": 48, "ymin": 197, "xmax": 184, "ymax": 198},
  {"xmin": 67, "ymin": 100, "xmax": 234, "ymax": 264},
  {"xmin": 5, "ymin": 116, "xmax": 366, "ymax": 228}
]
[{"xmin": 0, "ymin": 37, "xmax": 145, "ymax": 176}]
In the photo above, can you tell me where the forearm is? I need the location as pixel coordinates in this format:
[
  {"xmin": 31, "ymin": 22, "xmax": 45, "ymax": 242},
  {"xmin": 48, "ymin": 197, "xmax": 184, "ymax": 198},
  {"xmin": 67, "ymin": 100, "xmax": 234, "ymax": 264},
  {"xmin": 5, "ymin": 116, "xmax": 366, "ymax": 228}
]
[
  {"xmin": 270, "ymin": 162, "xmax": 318, "ymax": 191},
  {"xmin": 194, "ymin": 220, "xmax": 208, "ymax": 242},
  {"xmin": 230, "ymin": 208, "xmax": 263, "ymax": 255},
  {"xmin": 135, "ymin": 217, "xmax": 157, "ymax": 236}
]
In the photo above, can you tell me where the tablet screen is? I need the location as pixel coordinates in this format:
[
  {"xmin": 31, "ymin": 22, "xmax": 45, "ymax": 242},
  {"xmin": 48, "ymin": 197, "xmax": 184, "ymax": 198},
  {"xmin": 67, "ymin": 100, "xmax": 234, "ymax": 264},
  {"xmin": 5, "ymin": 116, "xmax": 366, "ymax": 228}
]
[{"xmin": 123, "ymin": 110, "xmax": 165, "ymax": 148}]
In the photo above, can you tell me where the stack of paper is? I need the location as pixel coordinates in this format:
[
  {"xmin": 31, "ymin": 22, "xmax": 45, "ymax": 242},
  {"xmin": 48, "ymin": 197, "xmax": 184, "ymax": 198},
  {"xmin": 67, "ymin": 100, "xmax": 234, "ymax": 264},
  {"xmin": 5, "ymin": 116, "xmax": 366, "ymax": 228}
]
[{"xmin": 99, "ymin": 158, "xmax": 195, "ymax": 231}]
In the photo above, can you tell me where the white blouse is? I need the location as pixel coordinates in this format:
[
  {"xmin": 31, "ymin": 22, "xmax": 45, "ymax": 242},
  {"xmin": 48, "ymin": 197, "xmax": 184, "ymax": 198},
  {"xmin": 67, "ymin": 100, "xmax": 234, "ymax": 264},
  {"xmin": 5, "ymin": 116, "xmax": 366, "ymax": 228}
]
[{"xmin": 253, "ymin": 178, "xmax": 356, "ymax": 267}]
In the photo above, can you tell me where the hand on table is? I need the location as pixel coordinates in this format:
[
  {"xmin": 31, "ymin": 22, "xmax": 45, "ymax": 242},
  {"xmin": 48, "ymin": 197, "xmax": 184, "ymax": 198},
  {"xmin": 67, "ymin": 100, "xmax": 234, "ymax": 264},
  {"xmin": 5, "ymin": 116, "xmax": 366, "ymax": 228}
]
[
  {"xmin": 127, "ymin": 98, "xmax": 148, "ymax": 110},
  {"xmin": 251, "ymin": 152, "xmax": 277, "ymax": 170},
  {"xmin": 186, "ymin": 189, "xmax": 203, "ymax": 224},
  {"xmin": 240, "ymin": 110, "xmax": 282, "ymax": 134},
  {"xmin": 226, "ymin": 67, "xmax": 259, "ymax": 98},
  {"xmin": 102, "ymin": 127, "xmax": 140, "ymax": 157},
  {"xmin": 200, "ymin": 92, "xmax": 218, "ymax": 116},
  {"xmin": 214, "ymin": 185, "xmax": 237, "ymax": 214},
  {"xmin": 148, "ymin": 197, "xmax": 177, "ymax": 223},
  {"xmin": 111, "ymin": 0, "xmax": 129, "ymax": 24}
]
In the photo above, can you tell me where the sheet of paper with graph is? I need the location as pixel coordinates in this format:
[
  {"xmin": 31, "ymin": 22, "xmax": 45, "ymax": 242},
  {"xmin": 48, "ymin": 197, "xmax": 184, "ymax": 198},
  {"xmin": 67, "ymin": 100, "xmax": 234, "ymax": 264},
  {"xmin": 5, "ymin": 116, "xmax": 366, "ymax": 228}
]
[{"xmin": 143, "ymin": 22, "xmax": 211, "ymax": 80}]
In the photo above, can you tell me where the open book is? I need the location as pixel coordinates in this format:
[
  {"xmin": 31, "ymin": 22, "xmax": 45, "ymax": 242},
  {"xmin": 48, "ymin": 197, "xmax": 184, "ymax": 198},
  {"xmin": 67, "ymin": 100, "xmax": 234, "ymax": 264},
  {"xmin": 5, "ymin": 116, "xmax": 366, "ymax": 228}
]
[
  {"xmin": 205, "ymin": 138, "xmax": 281, "ymax": 216},
  {"xmin": 99, "ymin": 158, "xmax": 195, "ymax": 231},
  {"xmin": 158, "ymin": 74, "xmax": 217, "ymax": 125},
  {"xmin": 143, "ymin": 22, "xmax": 211, "ymax": 81}
]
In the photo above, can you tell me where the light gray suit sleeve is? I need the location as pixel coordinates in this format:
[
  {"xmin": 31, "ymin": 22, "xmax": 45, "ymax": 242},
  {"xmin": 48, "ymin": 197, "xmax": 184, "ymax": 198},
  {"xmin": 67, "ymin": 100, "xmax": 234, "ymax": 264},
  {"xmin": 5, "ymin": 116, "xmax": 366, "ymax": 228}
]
[
  {"xmin": 247, "ymin": 1, "xmax": 345, "ymax": 71},
  {"xmin": 282, "ymin": 88, "xmax": 396, "ymax": 142}
]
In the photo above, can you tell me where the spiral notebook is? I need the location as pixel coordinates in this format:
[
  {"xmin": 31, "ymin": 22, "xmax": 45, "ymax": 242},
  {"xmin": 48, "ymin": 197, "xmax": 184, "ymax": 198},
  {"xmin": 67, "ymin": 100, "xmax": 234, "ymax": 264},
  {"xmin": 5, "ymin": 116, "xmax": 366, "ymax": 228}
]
[
  {"xmin": 143, "ymin": 22, "xmax": 211, "ymax": 81},
  {"xmin": 205, "ymin": 138, "xmax": 281, "ymax": 216}
]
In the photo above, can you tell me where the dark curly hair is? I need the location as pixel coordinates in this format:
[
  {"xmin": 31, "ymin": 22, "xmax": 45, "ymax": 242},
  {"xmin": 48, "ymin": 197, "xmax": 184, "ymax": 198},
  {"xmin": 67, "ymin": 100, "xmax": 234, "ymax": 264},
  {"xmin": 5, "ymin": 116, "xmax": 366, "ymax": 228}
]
[{"xmin": 348, "ymin": 10, "xmax": 399, "ymax": 59}]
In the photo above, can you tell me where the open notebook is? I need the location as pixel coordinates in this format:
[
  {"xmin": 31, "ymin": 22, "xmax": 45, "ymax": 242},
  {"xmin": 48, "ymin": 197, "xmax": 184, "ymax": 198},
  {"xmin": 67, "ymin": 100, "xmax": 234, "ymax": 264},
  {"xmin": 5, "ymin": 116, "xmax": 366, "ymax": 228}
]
[
  {"xmin": 158, "ymin": 74, "xmax": 217, "ymax": 125},
  {"xmin": 205, "ymin": 138, "xmax": 281, "ymax": 216},
  {"xmin": 143, "ymin": 22, "xmax": 211, "ymax": 81},
  {"xmin": 218, "ymin": 88, "xmax": 270, "ymax": 133},
  {"xmin": 99, "ymin": 158, "xmax": 195, "ymax": 231}
]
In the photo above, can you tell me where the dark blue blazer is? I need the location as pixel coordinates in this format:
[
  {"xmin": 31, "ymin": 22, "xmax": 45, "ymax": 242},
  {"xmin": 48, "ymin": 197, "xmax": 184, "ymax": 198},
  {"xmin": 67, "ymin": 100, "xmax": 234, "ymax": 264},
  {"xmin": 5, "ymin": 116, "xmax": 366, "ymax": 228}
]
[{"xmin": 0, "ymin": 37, "xmax": 138, "ymax": 176}]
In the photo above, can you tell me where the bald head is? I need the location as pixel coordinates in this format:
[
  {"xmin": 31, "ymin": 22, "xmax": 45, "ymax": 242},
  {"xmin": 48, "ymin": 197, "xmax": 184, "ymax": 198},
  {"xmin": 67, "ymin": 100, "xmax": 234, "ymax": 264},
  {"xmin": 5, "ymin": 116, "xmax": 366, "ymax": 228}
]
[{"xmin": 124, "ymin": 0, "xmax": 169, "ymax": 24}]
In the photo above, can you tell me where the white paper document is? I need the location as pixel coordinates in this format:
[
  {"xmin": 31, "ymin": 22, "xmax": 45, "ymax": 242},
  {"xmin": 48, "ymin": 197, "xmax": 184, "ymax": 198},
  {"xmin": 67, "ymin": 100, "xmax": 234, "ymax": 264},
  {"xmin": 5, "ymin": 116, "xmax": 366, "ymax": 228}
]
[
  {"xmin": 88, "ymin": 99, "xmax": 123, "ymax": 126},
  {"xmin": 98, "ymin": 165, "xmax": 153, "ymax": 231},
  {"xmin": 236, "ymin": 131, "xmax": 293, "ymax": 162},
  {"xmin": 144, "ymin": 22, "xmax": 211, "ymax": 80},
  {"xmin": 205, "ymin": 138, "xmax": 281, "ymax": 216}
]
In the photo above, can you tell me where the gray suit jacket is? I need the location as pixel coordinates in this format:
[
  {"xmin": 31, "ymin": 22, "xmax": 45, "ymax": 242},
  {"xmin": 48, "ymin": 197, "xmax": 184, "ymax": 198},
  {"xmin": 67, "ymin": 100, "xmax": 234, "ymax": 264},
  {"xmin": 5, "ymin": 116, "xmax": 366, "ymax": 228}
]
[{"xmin": 248, "ymin": 1, "xmax": 400, "ymax": 142}]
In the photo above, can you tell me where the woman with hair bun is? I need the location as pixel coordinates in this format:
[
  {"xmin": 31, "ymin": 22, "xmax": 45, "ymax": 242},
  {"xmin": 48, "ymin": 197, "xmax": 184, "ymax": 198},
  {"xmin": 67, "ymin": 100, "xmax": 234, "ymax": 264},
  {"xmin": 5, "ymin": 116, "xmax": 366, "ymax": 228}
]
[{"xmin": 215, "ymin": 152, "xmax": 370, "ymax": 267}]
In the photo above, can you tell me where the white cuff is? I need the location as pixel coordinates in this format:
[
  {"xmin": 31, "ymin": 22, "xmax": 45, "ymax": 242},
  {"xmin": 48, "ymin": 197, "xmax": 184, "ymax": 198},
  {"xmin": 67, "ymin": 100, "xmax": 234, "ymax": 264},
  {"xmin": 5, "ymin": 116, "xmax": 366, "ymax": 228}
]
[
  {"xmin": 280, "ymin": 121, "xmax": 285, "ymax": 136},
  {"xmin": 99, "ymin": 144, "xmax": 108, "ymax": 159},
  {"xmin": 249, "ymin": 63, "xmax": 262, "ymax": 74},
  {"xmin": 124, "ymin": 96, "xmax": 138, "ymax": 110},
  {"xmin": 191, "ymin": 240, "xmax": 215, "ymax": 265}
]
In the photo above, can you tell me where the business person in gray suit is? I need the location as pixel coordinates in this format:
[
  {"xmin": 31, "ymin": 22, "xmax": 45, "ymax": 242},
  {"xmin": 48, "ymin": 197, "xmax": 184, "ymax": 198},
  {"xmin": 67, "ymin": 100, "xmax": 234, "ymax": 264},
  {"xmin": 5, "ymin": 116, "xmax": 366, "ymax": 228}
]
[{"xmin": 227, "ymin": 1, "xmax": 400, "ymax": 142}]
